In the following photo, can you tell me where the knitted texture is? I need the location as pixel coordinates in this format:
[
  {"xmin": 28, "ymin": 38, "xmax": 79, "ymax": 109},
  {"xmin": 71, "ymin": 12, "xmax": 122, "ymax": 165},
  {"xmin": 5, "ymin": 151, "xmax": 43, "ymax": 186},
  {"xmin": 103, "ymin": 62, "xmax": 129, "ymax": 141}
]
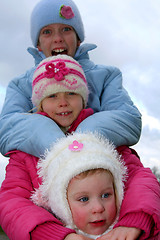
[
  {"xmin": 32, "ymin": 55, "xmax": 88, "ymax": 106},
  {"xmin": 32, "ymin": 132, "xmax": 126, "ymax": 231},
  {"xmin": 30, "ymin": 0, "xmax": 85, "ymax": 46}
]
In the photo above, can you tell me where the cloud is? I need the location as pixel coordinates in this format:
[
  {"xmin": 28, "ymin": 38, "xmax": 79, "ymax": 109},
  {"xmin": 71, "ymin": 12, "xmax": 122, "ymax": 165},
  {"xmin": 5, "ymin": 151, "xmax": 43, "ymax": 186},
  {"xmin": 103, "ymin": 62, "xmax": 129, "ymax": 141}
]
[
  {"xmin": 134, "ymin": 126, "xmax": 160, "ymax": 169},
  {"xmin": 0, "ymin": 0, "xmax": 38, "ymax": 87},
  {"xmin": 0, "ymin": 154, "xmax": 8, "ymax": 186},
  {"xmin": 0, "ymin": 86, "xmax": 6, "ymax": 110}
]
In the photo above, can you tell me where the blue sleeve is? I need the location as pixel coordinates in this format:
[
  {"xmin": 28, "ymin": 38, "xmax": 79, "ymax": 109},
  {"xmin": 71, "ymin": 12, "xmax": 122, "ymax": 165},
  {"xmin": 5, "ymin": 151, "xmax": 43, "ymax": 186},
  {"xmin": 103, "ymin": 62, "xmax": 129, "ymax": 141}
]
[
  {"xmin": 0, "ymin": 75, "xmax": 64, "ymax": 158},
  {"xmin": 76, "ymin": 66, "xmax": 142, "ymax": 146}
]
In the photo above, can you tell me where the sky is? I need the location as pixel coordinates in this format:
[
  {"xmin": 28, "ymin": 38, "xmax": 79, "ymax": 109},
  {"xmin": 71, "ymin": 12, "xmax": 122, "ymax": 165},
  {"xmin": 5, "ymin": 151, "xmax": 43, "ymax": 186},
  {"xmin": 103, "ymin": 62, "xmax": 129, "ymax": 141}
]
[{"xmin": 0, "ymin": 0, "xmax": 160, "ymax": 184}]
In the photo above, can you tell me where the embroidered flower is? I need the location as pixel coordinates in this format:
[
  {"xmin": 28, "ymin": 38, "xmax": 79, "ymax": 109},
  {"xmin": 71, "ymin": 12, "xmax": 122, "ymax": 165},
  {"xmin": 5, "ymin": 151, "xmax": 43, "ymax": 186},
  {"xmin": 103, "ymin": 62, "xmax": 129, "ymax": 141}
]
[
  {"xmin": 69, "ymin": 140, "xmax": 83, "ymax": 152},
  {"xmin": 59, "ymin": 5, "xmax": 74, "ymax": 19},
  {"xmin": 45, "ymin": 61, "xmax": 69, "ymax": 81}
]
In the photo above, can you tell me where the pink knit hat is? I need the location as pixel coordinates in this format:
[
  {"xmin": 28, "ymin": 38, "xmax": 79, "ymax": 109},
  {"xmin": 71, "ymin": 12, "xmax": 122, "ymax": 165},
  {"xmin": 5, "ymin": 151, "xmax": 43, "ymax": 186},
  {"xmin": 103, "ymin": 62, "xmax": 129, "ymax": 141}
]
[{"xmin": 32, "ymin": 55, "xmax": 88, "ymax": 107}]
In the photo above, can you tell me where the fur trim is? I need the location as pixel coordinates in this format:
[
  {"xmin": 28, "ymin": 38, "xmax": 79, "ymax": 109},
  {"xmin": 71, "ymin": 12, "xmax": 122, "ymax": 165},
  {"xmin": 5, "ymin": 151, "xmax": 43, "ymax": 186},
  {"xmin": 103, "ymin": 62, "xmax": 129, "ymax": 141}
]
[{"xmin": 32, "ymin": 132, "xmax": 126, "ymax": 231}]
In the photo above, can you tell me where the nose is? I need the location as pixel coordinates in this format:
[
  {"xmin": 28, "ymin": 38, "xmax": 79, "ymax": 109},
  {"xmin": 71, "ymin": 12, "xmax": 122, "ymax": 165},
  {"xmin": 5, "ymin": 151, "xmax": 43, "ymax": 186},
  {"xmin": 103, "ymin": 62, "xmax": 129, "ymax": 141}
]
[
  {"xmin": 53, "ymin": 30, "xmax": 63, "ymax": 43},
  {"xmin": 58, "ymin": 95, "xmax": 68, "ymax": 107},
  {"xmin": 92, "ymin": 199, "xmax": 105, "ymax": 214}
]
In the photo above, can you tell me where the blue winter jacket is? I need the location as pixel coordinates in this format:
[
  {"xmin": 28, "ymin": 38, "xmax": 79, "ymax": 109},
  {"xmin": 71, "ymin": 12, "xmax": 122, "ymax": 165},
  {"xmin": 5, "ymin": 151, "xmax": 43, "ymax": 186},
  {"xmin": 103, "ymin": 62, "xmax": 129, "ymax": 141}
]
[{"xmin": 0, "ymin": 43, "xmax": 141, "ymax": 158}]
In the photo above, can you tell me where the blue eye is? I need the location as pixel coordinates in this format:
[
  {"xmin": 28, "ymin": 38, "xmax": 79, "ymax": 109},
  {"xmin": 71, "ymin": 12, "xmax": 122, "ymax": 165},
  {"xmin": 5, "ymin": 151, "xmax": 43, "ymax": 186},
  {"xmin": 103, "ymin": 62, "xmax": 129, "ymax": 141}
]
[
  {"xmin": 79, "ymin": 197, "xmax": 89, "ymax": 202},
  {"xmin": 43, "ymin": 29, "xmax": 51, "ymax": 35},
  {"xmin": 102, "ymin": 193, "xmax": 110, "ymax": 199},
  {"xmin": 49, "ymin": 94, "xmax": 56, "ymax": 98},
  {"xmin": 68, "ymin": 92, "xmax": 76, "ymax": 95},
  {"xmin": 63, "ymin": 27, "xmax": 72, "ymax": 32}
]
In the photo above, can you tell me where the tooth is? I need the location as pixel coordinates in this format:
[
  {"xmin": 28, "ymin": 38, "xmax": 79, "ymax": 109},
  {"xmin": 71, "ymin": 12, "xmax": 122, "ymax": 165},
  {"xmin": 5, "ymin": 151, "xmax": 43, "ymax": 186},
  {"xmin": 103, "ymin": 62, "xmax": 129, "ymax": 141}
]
[
  {"xmin": 54, "ymin": 49, "xmax": 65, "ymax": 53},
  {"xmin": 59, "ymin": 112, "xmax": 69, "ymax": 115}
]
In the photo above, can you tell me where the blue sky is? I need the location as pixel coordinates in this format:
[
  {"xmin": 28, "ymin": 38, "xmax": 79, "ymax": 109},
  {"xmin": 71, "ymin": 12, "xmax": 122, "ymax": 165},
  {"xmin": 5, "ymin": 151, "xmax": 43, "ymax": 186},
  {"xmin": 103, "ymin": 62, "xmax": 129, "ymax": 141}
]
[{"xmin": 0, "ymin": 0, "xmax": 160, "ymax": 184}]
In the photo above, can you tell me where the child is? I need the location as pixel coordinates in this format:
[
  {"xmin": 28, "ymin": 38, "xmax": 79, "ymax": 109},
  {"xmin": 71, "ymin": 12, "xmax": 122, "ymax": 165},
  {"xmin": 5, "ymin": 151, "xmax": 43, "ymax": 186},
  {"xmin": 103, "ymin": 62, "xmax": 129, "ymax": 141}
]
[
  {"xmin": 0, "ymin": 55, "xmax": 159, "ymax": 240},
  {"xmin": 31, "ymin": 132, "xmax": 127, "ymax": 240},
  {"xmin": 0, "ymin": 0, "xmax": 142, "ymax": 159},
  {"xmin": 31, "ymin": 54, "xmax": 94, "ymax": 134}
]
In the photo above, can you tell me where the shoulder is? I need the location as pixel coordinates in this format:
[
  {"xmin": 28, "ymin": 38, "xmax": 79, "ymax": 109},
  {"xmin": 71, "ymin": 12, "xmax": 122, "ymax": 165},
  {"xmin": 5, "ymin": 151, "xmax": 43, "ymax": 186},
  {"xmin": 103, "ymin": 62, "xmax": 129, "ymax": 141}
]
[
  {"xmin": 83, "ymin": 61, "xmax": 122, "ymax": 84},
  {"xmin": 93, "ymin": 64, "xmax": 121, "ymax": 78},
  {"xmin": 81, "ymin": 58, "xmax": 121, "ymax": 75},
  {"xmin": 6, "ymin": 66, "xmax": 37, "ymax": 97},
  {"xmin": 8, "ymin": 150, "xmax": 39, "ymax": 164},
  {"xmin": 116, "ymin": 146, "xmax": 143, "ymax": 169},
  {"xmin": 76, "ymin": 44, "xmax": 121, "ymax": 76},
  {"xmin": 8, "ymin": 66, "xmax": 36, "ymax": 87},
  {"xmin": 84, "ymin": 63, "xmax": 122, "ymax": 93}
]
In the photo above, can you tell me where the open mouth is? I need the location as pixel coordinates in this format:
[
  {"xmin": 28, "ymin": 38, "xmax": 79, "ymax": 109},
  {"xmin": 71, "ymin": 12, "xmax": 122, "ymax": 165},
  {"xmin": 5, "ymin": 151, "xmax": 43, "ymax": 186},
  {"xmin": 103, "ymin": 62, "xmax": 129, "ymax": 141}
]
[
  {"xmin": 56, "ymin": 111, "xmax": 72, "ymax": 116},
  {"xmin": 90, "ymin": 220, "xmax": 106, "ymax": 227},
  {"xmin": 51, "ymin": 48, "xmax": 68, "ymax": 56}
]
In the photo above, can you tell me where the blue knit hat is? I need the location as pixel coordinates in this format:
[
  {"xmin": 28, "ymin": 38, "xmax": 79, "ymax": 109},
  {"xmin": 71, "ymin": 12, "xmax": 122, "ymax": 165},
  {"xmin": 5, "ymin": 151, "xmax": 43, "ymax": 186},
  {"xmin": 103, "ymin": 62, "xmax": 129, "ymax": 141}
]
[{"xmin": 30, "ymin": 0, "xmax": 85, "ymax": 47}]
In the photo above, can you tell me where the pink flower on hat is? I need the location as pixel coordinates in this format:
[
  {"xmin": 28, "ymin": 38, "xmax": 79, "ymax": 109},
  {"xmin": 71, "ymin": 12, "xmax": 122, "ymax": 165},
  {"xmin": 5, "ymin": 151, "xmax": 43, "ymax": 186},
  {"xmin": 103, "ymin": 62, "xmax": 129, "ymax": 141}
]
[
  {"xmin": 60, "ymin": 5, "xmax": 74, "ymax": 19},
  {"xmin": 69, "ymin": 140, "xmax": 83, "ymax": 152},
  {"xmin": 45, "ymin": 61, "xmax": 69, "ymax": 81}
]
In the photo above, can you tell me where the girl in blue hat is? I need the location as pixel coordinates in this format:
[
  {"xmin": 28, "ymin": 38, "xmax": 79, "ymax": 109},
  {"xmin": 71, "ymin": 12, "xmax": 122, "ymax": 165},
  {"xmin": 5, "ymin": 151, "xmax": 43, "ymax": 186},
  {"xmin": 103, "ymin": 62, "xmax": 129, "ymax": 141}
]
[{"xmin": 0, "ymin": 0, "xmax": 159, "ymax": 239}]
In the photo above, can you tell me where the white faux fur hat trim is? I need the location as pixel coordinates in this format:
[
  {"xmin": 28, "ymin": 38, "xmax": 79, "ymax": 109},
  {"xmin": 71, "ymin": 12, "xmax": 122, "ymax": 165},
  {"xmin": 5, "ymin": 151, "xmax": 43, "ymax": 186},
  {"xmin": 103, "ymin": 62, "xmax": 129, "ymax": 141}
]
[{"xmin": 32, "ymin": 132, "xmax": 126, "ymax": 231}]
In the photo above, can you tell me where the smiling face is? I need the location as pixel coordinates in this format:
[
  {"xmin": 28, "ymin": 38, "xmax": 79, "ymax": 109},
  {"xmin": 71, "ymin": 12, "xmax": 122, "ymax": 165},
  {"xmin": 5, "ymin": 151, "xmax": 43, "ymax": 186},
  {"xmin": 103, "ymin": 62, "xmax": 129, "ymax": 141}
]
[
  {"xmin": 41, "ymin": 92, "xmax": 83, "ymax": 128},
  {"xmin": 37, "ymin": 23, "xmax": 80, "ymax": 57},
  {"xmin": 67, "ymin": 170, "xmax": 117, "ymax": 235}
]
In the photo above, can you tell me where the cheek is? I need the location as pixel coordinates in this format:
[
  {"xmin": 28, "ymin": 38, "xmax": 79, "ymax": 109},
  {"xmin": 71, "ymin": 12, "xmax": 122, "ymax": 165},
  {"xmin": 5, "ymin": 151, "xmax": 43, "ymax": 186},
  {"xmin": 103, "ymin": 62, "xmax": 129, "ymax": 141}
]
[
  {"xmin": 41, "ymin": 102, "xmax": 48, "ymax": 112},
  {"xmin": 42, "ymin": 100, "xmax": 54, "ymax": 113},
  {"xmin": 72, "ymin": 98, "xmax": 83, "ymax": 110},
  {"xmin": 38, "ymin": 38, "xmax": 51, "ymax": 57},
  {"xmin": 106, "ymin": 201, "xmax": 117, "ymax": 222},
  {"xmin": 71, "ymin": 205, "xmax": 87, "ymax": 229},
  {"xmin": 68, "ymin": 36, "xmax": 80, "ymax": 56}
]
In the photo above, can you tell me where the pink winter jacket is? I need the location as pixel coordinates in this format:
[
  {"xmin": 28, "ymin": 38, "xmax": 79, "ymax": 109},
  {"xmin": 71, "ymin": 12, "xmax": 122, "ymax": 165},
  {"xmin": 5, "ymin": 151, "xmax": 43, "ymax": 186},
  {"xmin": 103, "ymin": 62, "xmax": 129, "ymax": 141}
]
[{"xmin": 0, "ymin": 146, "xmax": 160, "ymax": 240}]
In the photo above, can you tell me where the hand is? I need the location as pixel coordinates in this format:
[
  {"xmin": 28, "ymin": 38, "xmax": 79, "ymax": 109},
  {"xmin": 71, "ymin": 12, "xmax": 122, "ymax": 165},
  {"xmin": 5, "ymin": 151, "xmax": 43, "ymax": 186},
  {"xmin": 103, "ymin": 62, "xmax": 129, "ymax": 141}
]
[
  {"xmin": 64, "ymin": 233, "xmax": 92, "ymax": 240},
  {"xmin": 96, "ymin": 227, "xmax": 142, "ymax": 240}
]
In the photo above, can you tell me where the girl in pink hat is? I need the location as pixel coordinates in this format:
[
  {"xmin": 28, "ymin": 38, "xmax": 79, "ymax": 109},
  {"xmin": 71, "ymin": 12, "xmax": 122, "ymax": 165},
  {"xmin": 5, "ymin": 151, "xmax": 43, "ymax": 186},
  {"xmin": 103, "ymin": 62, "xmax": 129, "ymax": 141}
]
[{"xmin": 0, "ymin": 54, "xmax": 159, "ymax": 240}]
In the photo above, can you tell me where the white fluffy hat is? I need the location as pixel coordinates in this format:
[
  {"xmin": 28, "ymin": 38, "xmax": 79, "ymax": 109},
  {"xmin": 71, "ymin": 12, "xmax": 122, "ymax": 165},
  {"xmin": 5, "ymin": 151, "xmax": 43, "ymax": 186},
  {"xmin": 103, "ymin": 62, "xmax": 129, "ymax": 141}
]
[{"xmin": 32, "ymin": 132, "xmax": 126, "ymax": 229}]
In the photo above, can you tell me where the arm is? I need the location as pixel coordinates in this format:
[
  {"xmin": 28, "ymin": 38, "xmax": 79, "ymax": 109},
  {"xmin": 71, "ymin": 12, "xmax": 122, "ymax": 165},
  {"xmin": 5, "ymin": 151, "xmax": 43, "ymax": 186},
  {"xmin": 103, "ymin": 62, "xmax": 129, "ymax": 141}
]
[
  {"xmin": 113, "ymin": 146, "xmax": 160, "ymax": 239},
  {"xmin": 98, "ymin": 146, "xmax": 160, "ymax": 240},
  {"xmin": 0, "ymin": 152, "xmax": 75, "ymax": 240},
  {"xmin": 97, "ymin": 227, "xmax": 141, "ymax": 240},
  {"xmin": 64, "ymin": 233, "xmax": 92, "ymax": 240},
  {"xmin": 76, "ymin": 66, "xmax": 142, "ymax": 147},
  {"xmin": 0, "ymin": 73, "xmax": 65, "ymax": 158}
]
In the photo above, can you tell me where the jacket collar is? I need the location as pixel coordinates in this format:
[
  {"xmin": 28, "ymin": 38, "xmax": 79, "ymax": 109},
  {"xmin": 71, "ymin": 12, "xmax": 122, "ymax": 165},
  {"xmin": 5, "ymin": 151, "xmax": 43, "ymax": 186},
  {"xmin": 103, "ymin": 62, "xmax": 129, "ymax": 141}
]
[{"xmin": 27, "ymin": 43, "xmax": 97, "ymax": 66}]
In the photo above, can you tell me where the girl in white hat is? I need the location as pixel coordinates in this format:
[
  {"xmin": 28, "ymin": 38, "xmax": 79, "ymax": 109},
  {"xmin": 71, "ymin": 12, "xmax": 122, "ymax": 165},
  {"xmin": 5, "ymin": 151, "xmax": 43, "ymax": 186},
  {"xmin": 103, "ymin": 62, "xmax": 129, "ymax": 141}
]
[
  {"xmin": 32, "ymin": 132, "xmax": 127, "ymax": 239},
  {"xmin": 0, "ymin": 54, "xmax": 159, "ymax": 240},
  {"xmin": 32, "ymin": 55, "xmax": 160, "ymax": 239}
]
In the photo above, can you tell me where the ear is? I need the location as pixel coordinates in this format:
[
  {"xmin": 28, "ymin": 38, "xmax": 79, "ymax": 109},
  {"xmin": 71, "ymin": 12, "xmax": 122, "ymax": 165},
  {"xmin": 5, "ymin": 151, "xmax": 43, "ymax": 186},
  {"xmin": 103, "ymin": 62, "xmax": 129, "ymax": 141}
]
[
  {"xmin": 37, "ymin": 45, "xmax": 42, "ymax": 52},
  {"xmin": 77, "ymin": 40, "xmax": 81, "ymax": 47}
]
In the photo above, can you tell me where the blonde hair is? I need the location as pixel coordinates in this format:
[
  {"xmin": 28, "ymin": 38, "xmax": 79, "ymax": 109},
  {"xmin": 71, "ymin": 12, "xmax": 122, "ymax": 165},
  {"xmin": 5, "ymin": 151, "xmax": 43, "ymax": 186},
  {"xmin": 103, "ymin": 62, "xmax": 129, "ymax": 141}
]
[
  {"xmin": 75, "ymin": 168, "xmax": 112, "ymax": 179},
  {"xmin": 37, "ymin": 102, "xmax": 43, "ymax": 112}
]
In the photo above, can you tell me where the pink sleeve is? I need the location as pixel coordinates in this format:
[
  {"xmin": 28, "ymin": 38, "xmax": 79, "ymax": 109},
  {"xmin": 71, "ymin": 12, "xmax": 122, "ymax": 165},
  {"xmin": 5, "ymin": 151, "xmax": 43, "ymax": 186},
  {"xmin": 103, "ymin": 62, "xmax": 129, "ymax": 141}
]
[
  {"xmin": 0, "ymin": 151, "xmax": 75, "ymax": 240},
  {"xmin": 116, "ymin": 146, "xmax": 160, "ymax": 239},
  {"xmin": 68, "ymin": 108, "xmax": 94, "ymax": 133},
  {"xmin": 31, "ymin": 222, "xmax": 75, "ymax": 240}
]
